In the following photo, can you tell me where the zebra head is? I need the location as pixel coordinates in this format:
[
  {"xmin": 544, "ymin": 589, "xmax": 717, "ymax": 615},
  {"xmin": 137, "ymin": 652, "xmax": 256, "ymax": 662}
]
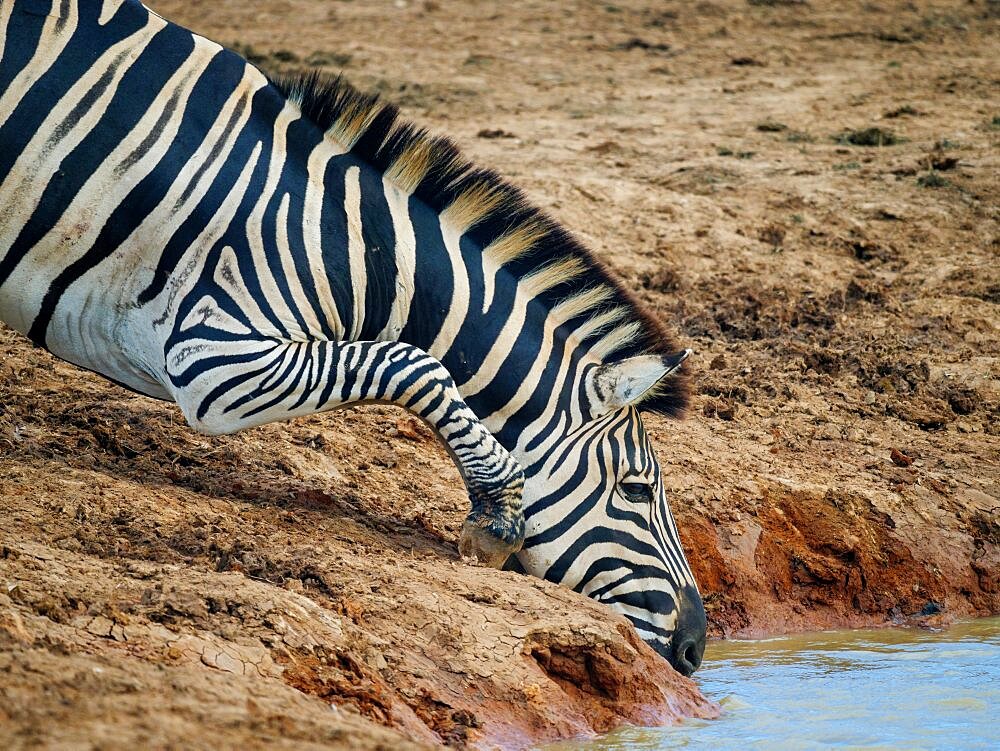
[{"xmin": 508, "ymin": 350, "xmax": 706, "ymax": 676}]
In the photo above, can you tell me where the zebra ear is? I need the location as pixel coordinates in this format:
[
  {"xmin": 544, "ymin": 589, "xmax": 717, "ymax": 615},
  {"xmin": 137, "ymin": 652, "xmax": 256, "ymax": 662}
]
[{"xmin": 587, "ymin": 350, "xmax": 690, "ymax": 417}]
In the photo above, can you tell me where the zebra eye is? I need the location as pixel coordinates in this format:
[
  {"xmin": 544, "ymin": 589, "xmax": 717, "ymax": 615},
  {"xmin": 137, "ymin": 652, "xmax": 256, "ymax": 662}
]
[{"xmin": 619, "ymin": 482, "xmax": 654, "ymax": 503}]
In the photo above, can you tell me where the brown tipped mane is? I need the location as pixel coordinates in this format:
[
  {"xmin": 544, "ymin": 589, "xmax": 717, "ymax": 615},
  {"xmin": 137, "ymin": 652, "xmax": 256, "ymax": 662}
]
[{"xmin": 269, "ymin": 71, "xmax": 689, "ymax": 417}]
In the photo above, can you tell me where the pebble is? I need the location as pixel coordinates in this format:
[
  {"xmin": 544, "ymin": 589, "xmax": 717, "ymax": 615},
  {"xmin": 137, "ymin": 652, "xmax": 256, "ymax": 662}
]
[
  {"xmin": 815, "ymin": 424, "xmax": 842, "ymax": 441},
  {"xmin": 890, "ymin": 448, "xmax": 914, "ymax": 467},
  {"xmin": 846, "ymin": 428, "xmax": 870, "ymax": 444}
]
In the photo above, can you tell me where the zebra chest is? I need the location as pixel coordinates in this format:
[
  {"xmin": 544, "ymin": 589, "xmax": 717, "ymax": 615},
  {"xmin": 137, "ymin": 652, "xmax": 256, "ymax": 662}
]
[{"xmin": 0, "ymin": 252, "xmax": 161, "ymax": 392}]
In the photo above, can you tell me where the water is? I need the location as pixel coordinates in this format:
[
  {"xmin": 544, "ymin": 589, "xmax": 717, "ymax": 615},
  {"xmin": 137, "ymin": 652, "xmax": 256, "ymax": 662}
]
[{"xmin": 545, "ymin": 618, "xmax": 1000, "ymax": 751}]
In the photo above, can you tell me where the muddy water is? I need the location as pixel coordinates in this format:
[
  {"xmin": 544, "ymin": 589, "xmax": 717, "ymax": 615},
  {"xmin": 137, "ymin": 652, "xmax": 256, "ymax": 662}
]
[{"xmin": 546, "ymin": 618, "xmax": 1000, "ymax": 751}]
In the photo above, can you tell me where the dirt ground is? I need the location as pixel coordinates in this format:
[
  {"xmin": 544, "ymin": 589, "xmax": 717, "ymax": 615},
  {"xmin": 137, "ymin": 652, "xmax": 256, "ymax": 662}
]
[{"xmin": 2, "ymin": 0, "xmax": 998, "ymax": 748}]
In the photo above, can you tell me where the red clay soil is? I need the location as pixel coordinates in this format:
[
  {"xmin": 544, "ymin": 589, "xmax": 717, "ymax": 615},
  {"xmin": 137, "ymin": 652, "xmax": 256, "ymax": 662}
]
[
  {"xmin": 0, "ymin": 411, "xmax": 715, "ymax": 750},
  {"xmin": 2, "ymin": 0, "xmax": 999, "ymax": 748}
]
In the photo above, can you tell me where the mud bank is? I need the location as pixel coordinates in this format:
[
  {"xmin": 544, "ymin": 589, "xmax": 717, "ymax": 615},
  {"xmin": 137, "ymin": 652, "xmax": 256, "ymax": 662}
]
[
  {"xmin": 0, "ymin": 346, "xmax": 714, "ymax": 751},
  {"xmin": 2, "ymin": 0, "xmax": 999, "ymax": 747}
]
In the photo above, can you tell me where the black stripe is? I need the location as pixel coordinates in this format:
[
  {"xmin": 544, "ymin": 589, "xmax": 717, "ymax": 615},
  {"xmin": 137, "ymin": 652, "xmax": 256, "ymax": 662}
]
[
  {"xmin": 356, "ymin": 160, "xmax": 396, "ymax": 339},
  {"xmin": 398, "ymin": 193, "xmax": 452, "ymax": 346}
]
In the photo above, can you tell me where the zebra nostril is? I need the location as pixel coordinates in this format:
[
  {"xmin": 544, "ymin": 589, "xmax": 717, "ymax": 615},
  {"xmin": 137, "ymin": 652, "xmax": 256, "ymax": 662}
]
[
  {"xmin": 668, "ymin": 584, "xmax": 707, "ymax": 676},
  {"xmin": 673, "ymin": 636, "xmax": 704, "ymax": 677}
]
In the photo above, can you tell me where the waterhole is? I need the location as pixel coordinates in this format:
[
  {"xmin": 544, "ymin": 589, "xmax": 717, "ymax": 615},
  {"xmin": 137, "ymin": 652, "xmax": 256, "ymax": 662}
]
[{"xmin": 545, "ymin": 617, "xmax": 1000, "ymax": 750}]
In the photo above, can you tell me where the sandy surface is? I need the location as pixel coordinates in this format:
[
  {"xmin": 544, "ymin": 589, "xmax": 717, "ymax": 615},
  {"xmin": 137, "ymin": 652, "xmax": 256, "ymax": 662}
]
[{"xmin": 2, "ymin": 0, "xmax": 998, "ymax": 747}]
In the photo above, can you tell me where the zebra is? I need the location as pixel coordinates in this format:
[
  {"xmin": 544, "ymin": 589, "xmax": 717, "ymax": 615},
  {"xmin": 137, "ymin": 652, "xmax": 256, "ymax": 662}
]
[{"xmin": 0, "ymin": 0, "xmax": 707, "ymax": 676}]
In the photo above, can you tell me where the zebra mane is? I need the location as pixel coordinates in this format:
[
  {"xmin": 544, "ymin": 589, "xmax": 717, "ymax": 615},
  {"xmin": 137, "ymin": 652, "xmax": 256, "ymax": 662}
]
[{"xmin": 270, "ymin": 71, "xmax": 688, "ymax": 417}]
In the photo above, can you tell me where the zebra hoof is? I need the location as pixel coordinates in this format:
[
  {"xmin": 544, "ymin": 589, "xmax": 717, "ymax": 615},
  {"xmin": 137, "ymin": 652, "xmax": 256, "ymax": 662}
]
[{"xmin": 459, "ymin": 520, "xmax": 522, "ymax": 568}]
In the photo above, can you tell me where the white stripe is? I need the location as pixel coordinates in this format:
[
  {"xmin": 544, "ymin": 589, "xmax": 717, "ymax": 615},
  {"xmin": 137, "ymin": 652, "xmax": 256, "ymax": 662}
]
[
  {"xmin": 179, "ymin": 295, "xmax": 253, "ymax": 336},
  {"xmin": 481, "ymin": 254, "xmax": 500, "ymax": 314},
  {"xmin": 99, "ymin": 0, "xmax": 127, "ymax": 25},
  {"xmin": 377, "ymin": 179, "xmax": 416, "ymax": 341},
  {"xmin": 0, "ymin": 1, "xmax": 14, "ymax": 62},
  {"xmin": 344, "ymin": 166, "xmax": 366, "ymax": 339}
]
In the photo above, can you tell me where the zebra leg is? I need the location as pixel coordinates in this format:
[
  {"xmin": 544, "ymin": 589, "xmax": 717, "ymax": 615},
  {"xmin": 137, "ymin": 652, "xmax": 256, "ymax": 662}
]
[{"xmin": 167, "ymin": 338, "xmax": 525, "ymax": 567}]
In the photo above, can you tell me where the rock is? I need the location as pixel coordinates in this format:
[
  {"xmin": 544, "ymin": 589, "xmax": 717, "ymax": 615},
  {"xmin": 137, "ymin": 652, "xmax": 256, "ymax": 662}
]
[
  {"xmin": 85, "ymin": 616, "xmax": 114, "ymax": 638},
  {"xmin": 919, "ymin": 601, "xmax": 943, "ymax": 616},
  {"xmin": 890, "ymin": 448, "xmax": 914, "ymax": 467},
  {"xmin": 924, "ymin": 477, "xmax": 948, "ymax": 494},
  {"xmin": 372, "ymin": 445, "xmax": 398, "ymax": 468},
  {"xmin": 393, "ymin": 417, "xmax": 425, "ymax": 441},
  {"xmin": 883, "ymin": 466, "xmax": 917, "ymax": 485},
  {"xmin": 716, "ymin": 402, "xmax": 738, "ymax": 421},
  {"xmin": 814, "ymin": 424, "xmax": 842, "ymax": 441}
]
